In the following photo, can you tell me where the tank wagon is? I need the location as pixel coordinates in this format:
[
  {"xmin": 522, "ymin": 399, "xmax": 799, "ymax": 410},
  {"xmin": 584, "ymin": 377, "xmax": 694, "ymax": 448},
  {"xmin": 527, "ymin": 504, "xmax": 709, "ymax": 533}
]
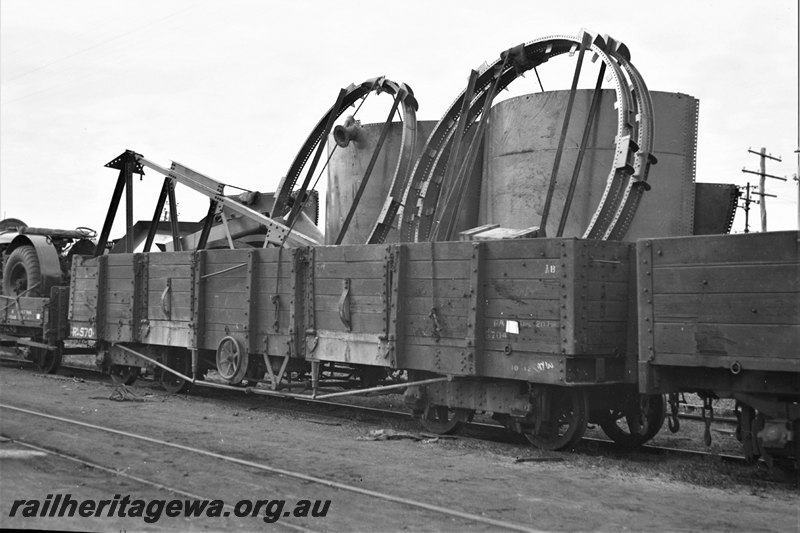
[{"xmin": 1, "ymin": 30, "xmax": 797, "ymax": 464}]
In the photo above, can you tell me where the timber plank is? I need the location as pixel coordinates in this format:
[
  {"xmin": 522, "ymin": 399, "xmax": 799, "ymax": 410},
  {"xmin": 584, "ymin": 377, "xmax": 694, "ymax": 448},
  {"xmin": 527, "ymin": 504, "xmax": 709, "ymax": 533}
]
[
  {"xmin": 404, "ymin": 241, "xmax": 472, "ymax": 261},
  {"xmin": 204, "ymin": 277, "xmax": 249, "ymax": 293},
  {"xmin": 72, "ymin": 278, "xmax": 98, "ymax": 292},
  {"xmin": 483, "ymin": 337, "xmax": 561, "ymax": 354},
  {"xmin": 403, "ymin": 238, "xmax": 563, "ymax": 261},
  {"xmin": 653, "ymin": 323, "xmax": 799, "ymax": 359},
  {"xmin": 314, "ymin": 262, "xmax": 385, "ymax": 280},
  {"xmin": 203, "ymin": 316, "xmax": 248, "ymax": 330},
  {"xmin": 586, "ymin": 280, "xmax": 628, "ymax": 301},
  {"xmin": 147, "ymin": 291, "xmax": 192, "ymax": 309},
  {"xmin": 198, "ymin": 324, "xmax": 248, "ymax": 344},
  {"xmin": 148, "ymin": 278, "xmax": 193, "ymax": 293},
  {"xmin": 652, "ymin": 263, "xmax": 800, "ymax": 294},
  {"xmin": 483, "ymin": 318, "xmax": 560, "ymax": 345},
  {"xmin": 105, "ymin": 265, "xmax": 134, "ymax": 279},
  {"xmin": 648, "ymin": 231, "xmax": 797, "ymax": 266},
  {"xmin": 314, "ymin": 245, "xmax": 389, "ymax": 263},
  {"xmin": 72, "ymin": 266, "xmax": 98, "ymax": 278},
  {"xmin": 313, "ymin": 278, "xmax": 384, "ymax": 296},
  {"xmin": 650, "ymin": 352, "xmax": 799, "ymax": 372},
  {"xmin": 484, "ymin": 259, "xmax": 571, "ymax": 280},
  {"xmin": 404, "ymin": 278, "xmax": 470, "ymax": 298},
  {"xmin": 484, "ymin": 299, "xmax": 561, "ymax": 320},
  {"xmin": 405, "ymin": 260, "xmax": 470, "ymax": 280},
  {"xmin": 484, "ymin": 239, "xmax": 563, "ymax": 260},
  {"xmin": 315, "ymin": 312, "xmax": 385, "ymax": 334},
  {"xmin": 101, "ymin": 325, "xmax": 133, "ymax": 342},
  {"xmin": 404, "ymin": 313, "xmax": 467, "ymax": 338},
  {"xmin": 584, "ymin": 301, "xmax": 628, "ymax": 321},
  {"xmin": 104, "ymin": 292, "xmax": 132, "ymax": 305},
  {"xmin": 202, "ymin": 265, "xmax": 248, "ymax": 280},
  {"xmin": 653, "ymin": 293, "xmax": 798, "ymax": 325},
  {"xmin": 142, "ymin": 323, "xmax": 192, "ymax": 348},
  {"xmin": 203, "ymin": 292, "xmax": 250, "ymax": 310},
  {"xmin": 315, "ymin": 293, "xmax": 384, "ymax": 312},
  {"xmin": 104, "ymin": 302, "xmax": 133, "ymax": 316},
  {"xmin": 403, "ymin": 336, "xmax": 466, "ymax": 348},
  {"xmin": 403, "ymin": 296, "xmax": 469, "ymax": 316},
  {"xmin": 148, "ymin": 264, "xmax": 192, "ymax": 279},
  {"xmin": 203, "ymin": 249, "xmax": 252, "ymax": 264},
  {"xmin": 484, "ymin": 278, "xmax": 560, "ymax": 301},
  {"xmin": 106, "ymin": 255, "xmax": 133, "ymax": 267},
  {"xmin": 105, "ymin": 276, "xmax": 134, "ymax": 290},
  {"xmin": 147, "ymin": 306, "xmax": 192, "ymax": 322},
  {"xmin": 146, "ymin": 252, "xmax": 194, "ymax": 266}
]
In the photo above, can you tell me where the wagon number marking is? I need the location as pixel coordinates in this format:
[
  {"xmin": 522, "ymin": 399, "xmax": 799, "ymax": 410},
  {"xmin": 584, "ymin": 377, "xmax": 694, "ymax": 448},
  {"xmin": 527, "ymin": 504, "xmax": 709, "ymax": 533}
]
[
  {"xmin": 536, "ymin": 361, "xmax": 555, "ymax": 372},
  {"xmin": 71, "ymin": 326, "xmax": 95, "ymax": 338}
]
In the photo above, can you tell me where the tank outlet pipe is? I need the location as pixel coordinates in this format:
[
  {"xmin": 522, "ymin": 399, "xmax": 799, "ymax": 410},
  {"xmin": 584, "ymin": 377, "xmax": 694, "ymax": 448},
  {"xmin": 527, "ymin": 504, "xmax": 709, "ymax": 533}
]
[{"xmin": 333, "ymin": 116, "xmax": 363, "ymax": 147}]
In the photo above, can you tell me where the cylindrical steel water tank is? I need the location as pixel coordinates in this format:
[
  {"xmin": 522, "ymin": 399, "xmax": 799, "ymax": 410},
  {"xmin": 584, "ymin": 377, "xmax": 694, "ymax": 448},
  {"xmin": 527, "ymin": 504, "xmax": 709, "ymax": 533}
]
[
  {"xmin": 481, "ymin": 90, "xmax": 698, "ymax": 240},
  {"xmin": 326, "ymin": 121, "xmax": 441, "ymax": 244}
]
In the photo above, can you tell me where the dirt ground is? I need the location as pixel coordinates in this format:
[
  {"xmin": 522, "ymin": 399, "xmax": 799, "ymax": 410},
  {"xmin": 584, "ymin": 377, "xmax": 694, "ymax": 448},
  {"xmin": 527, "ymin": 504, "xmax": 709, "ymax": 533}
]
[{"xmin": 0, "ymin": 363, "xmax": 798, "ymax": 532}]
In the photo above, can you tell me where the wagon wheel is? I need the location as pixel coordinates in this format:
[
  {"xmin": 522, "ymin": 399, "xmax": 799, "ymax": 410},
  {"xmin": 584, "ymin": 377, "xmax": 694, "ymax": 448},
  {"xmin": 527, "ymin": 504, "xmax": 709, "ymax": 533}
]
[
  {"xmin": 29, "ymin": 342, "xmax": 62, "ymax": 374},
  {"xmin": 109, "ymin": 364, "xmax": 139, "ymax": 386},
  {"xmin": 522, "ymin": 388, "xmax": 588, "ymax": 450},
  {"xmin": 157, "ymin": 350, "xmax": 192, "ymax": 394},
  {"xmin": 216, "ymin": 336, "xmax": 249, "ymax": 385},
  {"xmin": 420, "ymin": 404, "xmax": 474, "ymax": 435},
  {"xmin": 599, "ymin": 394, "xmax": 666, "ymax": 449}
]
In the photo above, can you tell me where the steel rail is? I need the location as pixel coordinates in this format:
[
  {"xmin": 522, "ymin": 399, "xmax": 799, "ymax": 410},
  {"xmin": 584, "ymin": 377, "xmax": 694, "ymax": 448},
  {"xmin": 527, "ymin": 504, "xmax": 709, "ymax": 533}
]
[
  {"xmin": 4, "ymin": 438, "xmax": 315, "ymax": 533},
  {"xmin": 0, "ymin": 403, "xmax": 544, "ymax": 533},
  {"xmin": 1, "ymin": 356, "xmax": 748, "ymax": 466},
  {"xmin": 0, "ymin": 353, "xmax": 741, "ymax": 427}
]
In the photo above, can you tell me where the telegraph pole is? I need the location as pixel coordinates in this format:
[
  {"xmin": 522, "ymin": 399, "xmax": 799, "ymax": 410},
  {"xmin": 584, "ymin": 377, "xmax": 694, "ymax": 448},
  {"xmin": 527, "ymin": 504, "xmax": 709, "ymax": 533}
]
[
  {"xmin": 741, "ymin": 147, "xmax": 784, "ymax": 231},
  {"xmin": 738, "ymin": 183, "xmax": 760, "ymax": 233}
]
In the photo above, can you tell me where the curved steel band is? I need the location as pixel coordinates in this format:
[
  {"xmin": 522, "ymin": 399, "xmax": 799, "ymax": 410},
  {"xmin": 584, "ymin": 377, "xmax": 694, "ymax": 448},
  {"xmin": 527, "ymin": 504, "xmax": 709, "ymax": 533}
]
[
  {"xmin": 399, "ymin": 31, "xmax": 655, "ymax": 243},
  {"xmin": 272, "ymin": 77, "xmax": 418, "ymax": 244}
]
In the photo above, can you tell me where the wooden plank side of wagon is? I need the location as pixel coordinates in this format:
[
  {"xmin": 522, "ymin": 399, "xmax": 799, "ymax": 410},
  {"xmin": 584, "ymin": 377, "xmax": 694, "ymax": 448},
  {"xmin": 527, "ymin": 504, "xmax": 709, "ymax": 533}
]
[
  {"xmin": 199, "ymin": 249, "xmax": 252, "ymax": 353},
  {"xmin": 143, "ymin": 252, "xmax": 195, "ymax": 348},
  {"xmin": 638, "ymin": 231, "xmax": 800, "ymax": 393},
  {"xmin": 394, "ymin": 241, "xmax": 475, "ymax": 375},
  {"xmin": 69, "ymin": 255, "xmax": 99, "ymax": 339},
  {"xmin": 100, "ymin": 254, "xmax": 135, "ymax": 342},
  {"xmin": 305, "ymin": 245, "xmax": 394, "ymax": 367}
]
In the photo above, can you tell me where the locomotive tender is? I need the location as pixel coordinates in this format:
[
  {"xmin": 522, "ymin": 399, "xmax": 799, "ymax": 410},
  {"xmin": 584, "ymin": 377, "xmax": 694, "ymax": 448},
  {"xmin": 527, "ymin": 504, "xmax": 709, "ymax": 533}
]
[{"xmin": 1, "ymin": 30, "xmax": 797, "ymax": 464}]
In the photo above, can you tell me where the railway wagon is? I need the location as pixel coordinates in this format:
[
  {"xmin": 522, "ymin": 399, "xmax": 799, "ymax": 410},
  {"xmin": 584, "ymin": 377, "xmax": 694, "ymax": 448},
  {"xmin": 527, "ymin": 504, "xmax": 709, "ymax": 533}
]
[
  {"xmin": 68, "ymin": 236, "xmax": 653, "ymax": 450},
  {"xmin": 637, "ymin": 230, "xmax": 799, "ymax": 463}
]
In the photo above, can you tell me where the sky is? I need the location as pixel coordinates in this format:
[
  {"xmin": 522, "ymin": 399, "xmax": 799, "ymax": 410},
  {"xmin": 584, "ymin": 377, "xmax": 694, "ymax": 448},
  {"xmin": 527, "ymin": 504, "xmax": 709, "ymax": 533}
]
[{"xmin": 1, "ymin": 0, "xmax": 798, "ymax": 239}]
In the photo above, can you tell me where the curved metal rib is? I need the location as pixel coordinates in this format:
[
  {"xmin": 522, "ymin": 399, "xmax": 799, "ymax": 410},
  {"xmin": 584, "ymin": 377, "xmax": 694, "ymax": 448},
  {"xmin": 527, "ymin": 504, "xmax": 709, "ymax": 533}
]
[
  {"xmin": 400, "ymin": 30, "xmax": 655, "ymax": 242},
  {"xmin": 272, "ymin": 77, "xmax": 418, "ymax": 243}
]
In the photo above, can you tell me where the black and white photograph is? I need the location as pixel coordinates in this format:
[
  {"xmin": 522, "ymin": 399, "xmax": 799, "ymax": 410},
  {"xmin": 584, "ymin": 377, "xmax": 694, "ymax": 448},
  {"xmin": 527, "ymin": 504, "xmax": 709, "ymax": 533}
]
[{"xmin": 1, "ymin": 1, "xmax": 798, "ymax": 531}]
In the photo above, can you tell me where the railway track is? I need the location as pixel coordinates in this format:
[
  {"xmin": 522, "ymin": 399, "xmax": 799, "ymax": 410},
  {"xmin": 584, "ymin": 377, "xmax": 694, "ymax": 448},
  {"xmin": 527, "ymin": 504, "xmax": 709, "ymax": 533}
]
[
  {"xmin": 1, "ymin": 354, "xmax": 747, "ymax": 464},
  {"xmin": 0, "ymin": 401, "xmax": 543, "ymax": 533}
]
